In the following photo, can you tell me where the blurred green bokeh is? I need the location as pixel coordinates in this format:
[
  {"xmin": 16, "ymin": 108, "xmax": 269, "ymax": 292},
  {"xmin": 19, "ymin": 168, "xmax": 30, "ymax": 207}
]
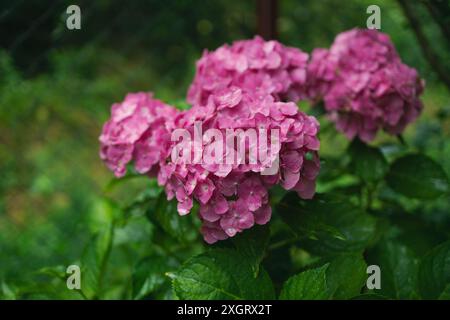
[{"xmin": 0, "ymin": 0, "xmax": 449, "ymax": 298}]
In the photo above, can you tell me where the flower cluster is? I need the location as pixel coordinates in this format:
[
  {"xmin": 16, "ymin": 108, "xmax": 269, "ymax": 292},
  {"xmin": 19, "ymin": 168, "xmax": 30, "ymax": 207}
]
[
  {"xmin": 99, "ymin": 92, "xmax": 179, "ymax": 177},
  {"xmin": 307, "ymin": 29, "xmax": 424, "ymax": 142},
  {"xmin": 159, "ymin": 88, "xmax": 320, "ymax": 243},
  {"xmin": 187, "ymin": 36, "xmax": 309, "ymax": 105},
  {"xmin": 100, "ymin": 30, "xmax": 425, "ymax": 244}
]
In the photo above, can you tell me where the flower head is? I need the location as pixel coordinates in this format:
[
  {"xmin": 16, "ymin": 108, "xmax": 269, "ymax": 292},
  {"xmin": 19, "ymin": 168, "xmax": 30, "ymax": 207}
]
[
  {"xmin": 161, "ymin": 88, "xmax": 320, "ymax": 243},
  {"xmin": 188, "ymin": 36, "xmax": 309, "ymax": 105},
  {"xmin": 307, "ymin": 29, "xmax": 424, "ymax": 142},
  {"xmin": 99, "ymin": 92, "xmax": 179, "ymax": 177}
]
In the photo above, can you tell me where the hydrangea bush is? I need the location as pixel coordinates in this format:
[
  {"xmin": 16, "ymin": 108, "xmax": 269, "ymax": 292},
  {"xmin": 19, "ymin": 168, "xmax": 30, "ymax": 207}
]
[{"xmin": 93, "ymin": 29, "xmax": 450, "ymax": 300}]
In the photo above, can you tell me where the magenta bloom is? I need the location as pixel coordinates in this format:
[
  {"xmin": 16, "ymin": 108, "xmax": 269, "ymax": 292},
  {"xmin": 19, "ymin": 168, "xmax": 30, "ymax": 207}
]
[
  {"xmin": 161, "ymin": 88, "xmax": 320, "ymax": 243},
  {"xmin": 99, "ymin": 92, "xmax": 179, "ymax": 177},
  {"xmin": 188, "ymin": 36, "xmax": 309, "ymax": 105},
  {"xmin": 307, "ymin": 29, "xmax": 424, "ymax": 142}
]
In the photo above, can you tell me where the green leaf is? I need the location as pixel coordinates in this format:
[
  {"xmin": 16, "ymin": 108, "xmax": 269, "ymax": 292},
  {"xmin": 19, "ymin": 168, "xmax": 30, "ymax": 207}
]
[
  {"xmin": 386, "ymin": 214, "xmax": 446, "ymax": 257},
  {"xmin": 121, "ymin": 182, "xmax": 163, "ymax": 219},
  {"xmin": 231, "ymin": 225, "xmax": 270, "ymax": 277},
  {"xmin": 88, "ymin": 198, "xmax": 120, "ymax": 233},
  {"xmin": 279, "ymin": 254, "xmax": 367, "ymax": 300},
  {"xmin": 386, "ymin": 154, "xmax": 449, "ymax": 199},
  {"xmin": 103, "ymin": 172, "xmax": 145, "ymax": 193},
  {"xmin": 351, "ymin": 293, "xmax": 389, "ymax": 300},
  {"xmin": 366, "ymin": 240, "xmax": 419, "ymax": 299},
  {"xmin": 279, "ymin": 264, "xmax": 330, "ymax": 300},
  {"xmin": 171, "ymin": 99, "xmax": 191, "ymax": 110},
  {"xmin": 277, "ymin": 193, "xmax": 377, "ymax": 255},
  {"xmin": 80, "ymin": 221, "xmax": 114, "ymax": 299},
  {"xmin": 326, "ymin": 253, "xmax": 367, "ymax": 299},
  {"xmin": 0, "ymin": 281, "xmax": 17, "ymax": 300},
  {"xmin": 172, "ymin": 248, "xmax": 275, "ymax": 300},
  {"xmin": 438, "ymin": 284, "xmax": 450, "ymax": 300},
  {"xmin": 418, "ymin": 240, "xmax": 450, "ymax": 299},
  {"xmin": 36, "ymin": 265, "xmax": 67, "ymax": 281},
  {"xmin": 348, "ymin": 139, "xmax": 388, "ymax": 182},
  {"xmin": 147, "ymin": 193, "xmax": 198, "ymax": 242},
  {"xmin": 132, "ymin": 254, "xmax": 179, "ymax": 300}
]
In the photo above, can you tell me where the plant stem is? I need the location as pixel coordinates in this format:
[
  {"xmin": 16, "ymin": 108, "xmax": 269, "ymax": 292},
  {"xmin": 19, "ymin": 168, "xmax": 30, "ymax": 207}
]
[
  {"xmin": 76, "ymin": 289, "xmax": 89, "ymax": 300},
  {"xmin": 97, "ymin": 220, "xmax": 115, "ymax": 299},
  {"xmin": 268, "ymin": 236, "xmax": 299, "ymax": 251}
]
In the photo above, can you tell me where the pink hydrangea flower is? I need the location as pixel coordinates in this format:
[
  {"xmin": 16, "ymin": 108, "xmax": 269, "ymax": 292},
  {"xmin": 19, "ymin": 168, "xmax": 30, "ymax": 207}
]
[
  {"xmin": 161, "ymin": 88, "xmax": 320, "ymax": 243},
  {"xmin": 100, "ymin": 37, "xmax": 325, "ymax": 244},
  {"xmin": 307, "ymin": 29, "xmax": 424, "ymax": 142},
  {"xmin": 99, "ymin": 92, "xmax": 179, "ymax": 177},
  {"xmin": 188, "ymin": 36, "xmax": 309, "ymax": 105}
]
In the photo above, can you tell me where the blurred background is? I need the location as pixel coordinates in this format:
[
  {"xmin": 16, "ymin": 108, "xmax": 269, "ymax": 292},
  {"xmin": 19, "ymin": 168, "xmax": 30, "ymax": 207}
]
[{"xmin": 0, "ymin": 0, "xmax": 449, "ymax": 298}]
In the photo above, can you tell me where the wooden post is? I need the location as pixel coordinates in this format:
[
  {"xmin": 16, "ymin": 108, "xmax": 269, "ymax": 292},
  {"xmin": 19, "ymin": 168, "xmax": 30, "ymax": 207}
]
[{"xmin": 257, "ymin": 0, "xmax": 278, "ymax": 40}]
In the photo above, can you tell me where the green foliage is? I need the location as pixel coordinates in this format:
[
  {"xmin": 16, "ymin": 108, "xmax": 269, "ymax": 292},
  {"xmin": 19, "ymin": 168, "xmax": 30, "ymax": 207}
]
[
  {"xmin": 351, "ymin": 293, "xmax": 389, "ymax": 300},
  {"xmin": 146, "ymin": 193, "xmax": 200, "ymax": 243},
  {"xmin": 279, "ymin": 264, "xmax": 329, "ymax": 300},
  {"xmin": 418, "ymin": 241, "xmax": 450, "ymax": 299},
  {"xmin": 348, "ymin": 139, "xmax": 388, "ymax": 183},
  {"xmin": 386, "ymin": 154, "xmax": 449, "ymax": 200},
  {"xmin": 80, "ymin": 222, "xmax": 114, "ymax": 299},
  {"xmin": 231, "ymin": 225, "xmax": 270, "ymax": 277},
  {"xmin": 172, "ymin": 249, "xmax": 275, "ymax": 300},
  {"xmin": 1, "ymin": 0, "xmax": 450, "ymax": 301},
  {"xmin": 277, "ymin": 193, "xmax": 377, "ymax": 255},
  {"xmin": 279, "ymin": 254, "xmax": 367, "ymax": 300},
  {"xmin": 132, "ymin": 253, "xmax": 179, "ymax": 300},
  {"xmin": 367, "ymin": 240, "xmax": 419, "ymax": 299},
  {"xmin": 326, "ymin": 253, "xmax": 367, "ymax": 299}
]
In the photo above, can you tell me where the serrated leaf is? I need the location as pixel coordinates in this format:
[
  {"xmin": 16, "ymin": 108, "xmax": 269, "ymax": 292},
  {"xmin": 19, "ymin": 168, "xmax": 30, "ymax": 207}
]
[
  {"xmin": 147, "ymin": 193, "xmax": 198, "ymax": 242},
  {"xmin": 121, "ymin": 182, "xmax": 163, "ymax": 222},
  {"xmin": 172, "ymin": 248, "xmax": 275, "ymax": 300},
  {"xmin": 418, "ymin": 240, "xmax": 450, "ymax": 299},
  {"xmin": 80, "ymin": 222, "xmax": 114, "ymax": 299},
  {"xmin": 327, "ymin": 253, "xmax": 367, "ymax": 299},
  {"xmin": 279, "ymin": 264, "xmax": 330, "ymax": 300},
  {"xmin": 132, "ymin": 254, "xmax": 179, "ymax": 300},
  {"xmin": 350, "ymin": 293, "xmax": 389, "ymax": 300},
  {"xmin": 171, "ymin": 99, "xmax": 191, "ymax": 110},
  {"xmin": 366, "ymin": 240, "xmax": 419, "ymax": 299},
  {"xmin": 277, "ymin": 193, "xmax": 376, "ymax": 255},
  {"xmin": 386, "ymin": 154, "xmax": 449, "ymax": 200},
  {"xmin": 348, "ymin": 139, "xmax": 388, "ymax": 182},
  {"xmin": 231, "ymin": 225, "xmax": 270, "ymax": 277}
]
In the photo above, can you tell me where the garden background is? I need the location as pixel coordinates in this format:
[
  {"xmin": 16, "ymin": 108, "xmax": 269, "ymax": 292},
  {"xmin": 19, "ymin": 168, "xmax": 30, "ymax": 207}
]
[{"xmin": 0, "ymin": 0, "xmax": 449, "ymax": 299}]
